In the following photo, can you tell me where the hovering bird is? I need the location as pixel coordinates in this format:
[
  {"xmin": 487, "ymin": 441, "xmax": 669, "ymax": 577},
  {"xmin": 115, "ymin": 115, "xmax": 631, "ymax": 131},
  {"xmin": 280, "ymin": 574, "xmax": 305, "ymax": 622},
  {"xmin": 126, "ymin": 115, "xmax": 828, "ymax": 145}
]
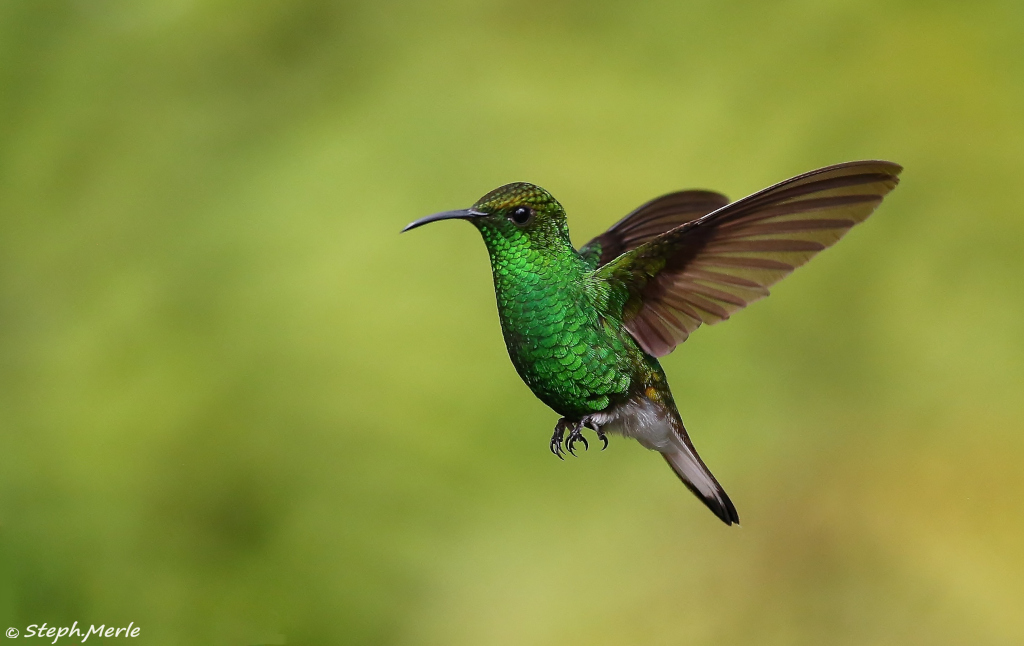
[{"xmin": 403, "ymin": 161, "xmax": 901, "ymax": 525}]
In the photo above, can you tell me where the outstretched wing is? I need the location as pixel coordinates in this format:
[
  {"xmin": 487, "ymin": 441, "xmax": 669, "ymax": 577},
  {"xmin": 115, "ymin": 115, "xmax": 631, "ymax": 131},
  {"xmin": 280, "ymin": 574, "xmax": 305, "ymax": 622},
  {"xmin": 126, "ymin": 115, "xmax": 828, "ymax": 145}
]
[
  {"xmin": 595, "ymin": 161, "xmax": 902, "ymax": 357},
  {"xmin": 578, "ymin": 190, "xmax": 729, "ymax": 268}
]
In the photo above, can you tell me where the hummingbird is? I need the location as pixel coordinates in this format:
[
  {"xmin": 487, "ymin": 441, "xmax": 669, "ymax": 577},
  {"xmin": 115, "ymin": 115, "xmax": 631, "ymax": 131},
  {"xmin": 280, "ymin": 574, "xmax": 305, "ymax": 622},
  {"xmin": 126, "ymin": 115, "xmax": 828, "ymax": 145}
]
[{"xmin": 403, "ymin": 161, "xmax": 901, "ymax": 525}]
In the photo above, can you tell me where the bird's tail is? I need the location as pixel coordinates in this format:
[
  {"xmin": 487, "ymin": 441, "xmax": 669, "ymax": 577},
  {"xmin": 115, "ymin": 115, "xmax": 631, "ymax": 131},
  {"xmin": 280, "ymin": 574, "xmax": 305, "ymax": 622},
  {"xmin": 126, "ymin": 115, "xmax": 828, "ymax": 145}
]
[{"xmin": 662, "ymin": 417, "xmax": 740, "ymax": 526}]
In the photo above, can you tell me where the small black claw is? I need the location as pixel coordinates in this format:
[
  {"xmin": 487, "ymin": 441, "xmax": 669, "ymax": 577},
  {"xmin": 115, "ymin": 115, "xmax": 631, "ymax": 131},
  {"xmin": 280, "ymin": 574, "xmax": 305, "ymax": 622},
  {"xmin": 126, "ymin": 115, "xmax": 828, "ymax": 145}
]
[
  {"xmin": 582, "ymin": 418, "xmax": 608, "ymax": 451},
  {"xmin": 550, "ymin": 437, "xmax": 564, "ymax": 459},
  {"xmin": 549, "ymin": 422, "xmax": 566, "ymax": 460},
  {"xmin": 565, "ymin": 424, "xmax": 588, "ymax": 456}
]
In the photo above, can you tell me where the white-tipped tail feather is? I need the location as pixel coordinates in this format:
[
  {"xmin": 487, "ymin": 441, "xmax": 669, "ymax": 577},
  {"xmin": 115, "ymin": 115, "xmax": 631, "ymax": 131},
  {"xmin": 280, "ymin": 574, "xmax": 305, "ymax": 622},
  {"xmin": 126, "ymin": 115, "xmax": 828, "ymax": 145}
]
[
  {"xmin": 661, "ymin": 440, "xmax": 739, "ymax": 525},
  {"xmin": 586, "ymin": 396, "xmax": 739, "ymax": 525}
]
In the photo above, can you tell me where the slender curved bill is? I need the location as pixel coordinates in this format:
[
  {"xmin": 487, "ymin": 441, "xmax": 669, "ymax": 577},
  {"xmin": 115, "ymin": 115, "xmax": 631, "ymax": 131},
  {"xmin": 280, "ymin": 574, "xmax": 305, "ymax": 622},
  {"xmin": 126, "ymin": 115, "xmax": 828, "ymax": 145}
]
[{"xmin": 401, "ymin": 209, "xmax": 488, "ymax": 233}]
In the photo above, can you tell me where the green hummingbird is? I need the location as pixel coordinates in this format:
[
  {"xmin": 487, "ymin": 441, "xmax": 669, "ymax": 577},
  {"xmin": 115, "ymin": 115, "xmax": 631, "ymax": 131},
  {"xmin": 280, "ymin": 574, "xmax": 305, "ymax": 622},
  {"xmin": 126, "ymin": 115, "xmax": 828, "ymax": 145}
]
[{"xmin": 403, "ymin": 161, "xmax": 901, "ymax": 525}]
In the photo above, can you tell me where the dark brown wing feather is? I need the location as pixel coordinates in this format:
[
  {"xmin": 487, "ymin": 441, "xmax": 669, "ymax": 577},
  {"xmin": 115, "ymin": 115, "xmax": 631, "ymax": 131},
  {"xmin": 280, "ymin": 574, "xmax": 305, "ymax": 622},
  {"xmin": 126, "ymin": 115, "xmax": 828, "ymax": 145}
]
[
  {"xmin": 596, "ymin": 161, "xmax": 902, "ymax": 357},
  {"xmin": 578, "ymin": 190, "xmax": 729, "ymax": 267}
]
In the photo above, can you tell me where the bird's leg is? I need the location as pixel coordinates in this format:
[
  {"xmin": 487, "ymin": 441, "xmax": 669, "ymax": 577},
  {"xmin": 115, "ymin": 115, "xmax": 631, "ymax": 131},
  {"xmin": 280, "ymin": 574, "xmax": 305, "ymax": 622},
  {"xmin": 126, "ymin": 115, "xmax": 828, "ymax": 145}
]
[
  {"xmin": 582, "ymin": 417, "xmax": 609, "ymax": 450},
  {"xmin": 564, "ymin": 420, "xmax": 588, "ymax": 456},
  {"xmin": 550, "ymin": 419, "xmax": 569, "ymax": 460}
]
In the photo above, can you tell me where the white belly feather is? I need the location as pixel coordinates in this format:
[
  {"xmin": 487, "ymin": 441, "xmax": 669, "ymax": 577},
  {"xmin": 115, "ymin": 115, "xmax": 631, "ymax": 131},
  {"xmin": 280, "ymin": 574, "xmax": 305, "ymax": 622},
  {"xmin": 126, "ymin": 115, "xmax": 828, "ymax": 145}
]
[{"xmin": 586, "ymin": 396, "xmax": 677, "ymax": 452}]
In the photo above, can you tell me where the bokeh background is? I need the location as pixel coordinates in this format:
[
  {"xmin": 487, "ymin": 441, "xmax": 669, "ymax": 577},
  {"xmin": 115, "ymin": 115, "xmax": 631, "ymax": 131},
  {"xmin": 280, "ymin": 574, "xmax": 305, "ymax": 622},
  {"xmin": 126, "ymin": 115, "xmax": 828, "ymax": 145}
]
[{"xmin": 1, "ymin": 1, "xmax": 1022, "ymax": 644}]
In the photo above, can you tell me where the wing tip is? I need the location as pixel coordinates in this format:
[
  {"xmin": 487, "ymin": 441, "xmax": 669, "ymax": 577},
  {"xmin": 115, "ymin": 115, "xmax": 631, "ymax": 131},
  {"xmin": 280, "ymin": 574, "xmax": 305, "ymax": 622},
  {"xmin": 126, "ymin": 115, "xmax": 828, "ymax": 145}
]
[{"xmin": 824, "ymin": 158, "xmax": 903, "ymax": 174}]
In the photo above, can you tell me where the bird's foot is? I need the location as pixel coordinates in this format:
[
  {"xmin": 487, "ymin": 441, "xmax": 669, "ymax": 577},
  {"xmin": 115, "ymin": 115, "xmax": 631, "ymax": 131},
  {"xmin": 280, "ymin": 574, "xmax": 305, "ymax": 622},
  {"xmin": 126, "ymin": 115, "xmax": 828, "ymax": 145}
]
[
  {"xmin": 549, "ymin": 420, "xmax": 568, "ymax": 460},
  {"xmin": 565, "ymin": 422, "xmax": 588, "ymax": 456},
  {"xmin": 553, "ymin": 418, "xmax": 607, "ymax": 458}
]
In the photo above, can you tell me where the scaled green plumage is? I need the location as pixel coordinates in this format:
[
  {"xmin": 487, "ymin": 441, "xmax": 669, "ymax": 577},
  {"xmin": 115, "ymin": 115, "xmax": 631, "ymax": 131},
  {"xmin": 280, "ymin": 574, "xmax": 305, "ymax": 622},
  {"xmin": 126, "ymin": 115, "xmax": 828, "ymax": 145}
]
[
  {"xmin": 474, "ymin": 185, "xmax": 636, "ymax": 419},
  {"xmin": 403, "ymin": 161, "xmax": 902, "ymax": 525}
]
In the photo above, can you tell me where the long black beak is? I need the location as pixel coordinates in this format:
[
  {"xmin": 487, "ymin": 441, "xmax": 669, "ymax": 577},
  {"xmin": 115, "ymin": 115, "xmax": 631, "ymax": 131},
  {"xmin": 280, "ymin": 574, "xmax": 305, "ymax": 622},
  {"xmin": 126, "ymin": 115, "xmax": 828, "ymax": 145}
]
[{"xmin": 401, "ymin": 208, "xmax": 487, "ymax": 233}]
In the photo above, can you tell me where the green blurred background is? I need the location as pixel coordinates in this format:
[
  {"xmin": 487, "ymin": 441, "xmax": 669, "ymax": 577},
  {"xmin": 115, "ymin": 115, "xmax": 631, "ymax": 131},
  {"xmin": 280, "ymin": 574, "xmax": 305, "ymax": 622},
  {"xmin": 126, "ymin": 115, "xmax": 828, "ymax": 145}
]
[{"xmin": 1, "ymin": 1, "xmax": 1022, "ymax": 644}]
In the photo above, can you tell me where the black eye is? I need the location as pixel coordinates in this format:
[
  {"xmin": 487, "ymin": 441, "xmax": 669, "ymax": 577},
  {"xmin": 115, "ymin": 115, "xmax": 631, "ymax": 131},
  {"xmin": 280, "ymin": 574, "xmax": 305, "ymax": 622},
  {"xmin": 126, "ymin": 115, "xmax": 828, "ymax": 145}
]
[{"xmin": 510, "ymin": 206, "xmax": 533, "ymax": 225}]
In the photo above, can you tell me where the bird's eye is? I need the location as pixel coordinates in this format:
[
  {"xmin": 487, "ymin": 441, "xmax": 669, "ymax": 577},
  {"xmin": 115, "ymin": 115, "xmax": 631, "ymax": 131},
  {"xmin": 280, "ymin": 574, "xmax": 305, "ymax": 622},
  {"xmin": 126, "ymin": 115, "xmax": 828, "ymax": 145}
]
[{"xmin": 510, "ymin": 206, "xmax": 533, "ymax": 226}]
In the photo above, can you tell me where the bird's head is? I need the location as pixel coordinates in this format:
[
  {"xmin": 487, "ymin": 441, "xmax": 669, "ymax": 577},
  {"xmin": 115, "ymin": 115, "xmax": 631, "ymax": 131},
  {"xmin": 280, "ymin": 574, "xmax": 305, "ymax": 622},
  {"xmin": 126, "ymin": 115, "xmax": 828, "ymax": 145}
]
[{"xmin": 402, "ymin": 182, "xmax": 572, "ymax": 254}]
